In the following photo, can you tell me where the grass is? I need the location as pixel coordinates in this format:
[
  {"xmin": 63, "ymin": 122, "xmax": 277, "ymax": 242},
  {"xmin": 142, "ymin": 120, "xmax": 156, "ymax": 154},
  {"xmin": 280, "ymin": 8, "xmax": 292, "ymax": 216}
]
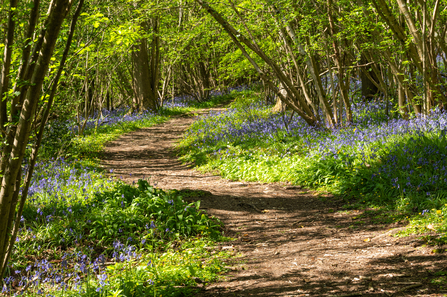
[
  {"xmin": 2, "ymin": 92, "xmax": 243, "ymax": 296},
  {"xmin": 178, "ymin": 87, "xmax": 447, "ymax": 242}
]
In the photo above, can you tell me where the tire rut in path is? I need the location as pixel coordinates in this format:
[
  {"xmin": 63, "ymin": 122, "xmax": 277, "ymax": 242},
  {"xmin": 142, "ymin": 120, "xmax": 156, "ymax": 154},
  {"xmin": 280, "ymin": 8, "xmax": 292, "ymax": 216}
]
[{"xmin": 101, "ymin": 109, "xmax": 445, "ymax": 297}]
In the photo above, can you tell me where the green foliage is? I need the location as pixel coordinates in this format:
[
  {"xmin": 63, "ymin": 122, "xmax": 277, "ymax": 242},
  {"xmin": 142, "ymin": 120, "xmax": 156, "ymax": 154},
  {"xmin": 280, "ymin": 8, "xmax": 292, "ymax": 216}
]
[
  {"xmin": 11, "ymin": 166, "xmax": 228, "ymax": 296},
  {"xmin": 178, "ymin": 91, "xmax": 447, "ymax": 238},
  {"xmin": 18, "ymin": 237, "xmax": 230, "ymax": 297},
  {"xmin": 19, "ymin": 178, "xmax": 221, "ymax": 254}
]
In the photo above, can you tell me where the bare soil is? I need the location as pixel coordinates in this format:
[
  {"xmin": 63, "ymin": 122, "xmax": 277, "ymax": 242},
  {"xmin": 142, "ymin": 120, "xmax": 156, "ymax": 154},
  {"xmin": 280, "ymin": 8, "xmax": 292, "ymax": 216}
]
[{"xmin": 101, "ymin": 107, "xmax": 447, "ymax": 297}]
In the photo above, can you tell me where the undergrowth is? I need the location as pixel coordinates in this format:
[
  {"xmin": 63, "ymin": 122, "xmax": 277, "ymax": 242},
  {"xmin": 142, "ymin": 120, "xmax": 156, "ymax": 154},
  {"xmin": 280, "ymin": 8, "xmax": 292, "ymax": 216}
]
[
  {"xmin": 178, "ymin": 88, "xmax": 447, "ymax": 242},
  {"xmin": 5, "ymin": 172, "xmax": 229, "ymax": 296}
]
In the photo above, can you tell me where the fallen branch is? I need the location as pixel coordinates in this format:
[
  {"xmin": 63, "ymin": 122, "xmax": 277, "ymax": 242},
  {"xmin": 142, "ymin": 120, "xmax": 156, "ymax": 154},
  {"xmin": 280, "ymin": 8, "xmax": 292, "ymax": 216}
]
[
  {"xmin": 392, "ymin": 283, "xmax": 423, "ymax": 295},
  {"xmin": 328, "ymin": 293, "xmax": 363, "ymax": 297}
]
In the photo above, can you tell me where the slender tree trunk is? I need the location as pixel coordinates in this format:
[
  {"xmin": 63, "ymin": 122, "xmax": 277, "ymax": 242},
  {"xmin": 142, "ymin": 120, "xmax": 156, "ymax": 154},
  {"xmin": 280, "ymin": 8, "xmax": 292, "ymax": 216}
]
[
  {"xmin": 327, "ymin": 53, "xmax": 338, "ymax": 125},
  {"xmin": 398, "ymin": 84, "xmax": 409, "ymax": 119},
  {"xmin": 10, "ymin": 0, "xmax": 41, "ymax": 121},
  {"xmin": 84, "ymin": 51, "xmax": 89, "ymax": 119},
  {"xmin": 0, "ymin": 0, "xmax": 18, "ymax": 136},
  {"xmin": 327, "ymin": 0, "xmax": 352, "ymax": 123},
  {"xmin": 106, "ymin": 89, "xmax": 110, "ymax": 111}
]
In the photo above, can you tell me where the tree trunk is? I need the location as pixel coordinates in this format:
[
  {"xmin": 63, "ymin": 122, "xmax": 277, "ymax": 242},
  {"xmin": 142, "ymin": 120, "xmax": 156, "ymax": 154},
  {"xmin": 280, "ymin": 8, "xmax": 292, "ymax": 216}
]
[
  {"xmin": 398, "ymin": 84, "xmax": 409, "ymax": 119},
  {"xmin": 131, "ymin": 20, "xmax": 159, "ymax": 112},
  {"xmin": 328, "ymin": 0, "xmax": 352, "ymax": 123},
  {"xmin": 272, "ymin": 84, "xmax": 288, "ymax": 113},
  {"xmin": 360, "ymin": 54, "xmax": 379, "ymax": 100},
  {"xmin": 0, "ymin": 0, "xmax": 19, "ymax": 136}
]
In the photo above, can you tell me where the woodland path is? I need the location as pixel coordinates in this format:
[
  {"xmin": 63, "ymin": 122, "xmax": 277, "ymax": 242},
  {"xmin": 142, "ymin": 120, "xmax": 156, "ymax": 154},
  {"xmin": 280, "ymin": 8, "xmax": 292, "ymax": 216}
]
[{"xmin": 101, "ymin": 106, "xmax": 446, "ymax": 297}]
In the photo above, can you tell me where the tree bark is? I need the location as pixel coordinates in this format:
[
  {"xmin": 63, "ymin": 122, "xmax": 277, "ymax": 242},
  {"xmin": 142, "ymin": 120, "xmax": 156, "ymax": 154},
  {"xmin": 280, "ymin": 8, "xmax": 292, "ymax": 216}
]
[
  {"xmin": 360, "ymin": 54, "xmax": 379, "ymax": 100},
  {"xmin": 327, "ymin": 0, "xmax": 352, "ymax": 123},
  {"xmin": 10, "ymin": 0, "xmax": 41, "ymax": 122},
  {"xmin": 131, "ymin": 20, "xmax": 159, "ymax": 112},
  {"xmin": 0, "ymin": 0, "xmax": 18, "ymax": 135}
]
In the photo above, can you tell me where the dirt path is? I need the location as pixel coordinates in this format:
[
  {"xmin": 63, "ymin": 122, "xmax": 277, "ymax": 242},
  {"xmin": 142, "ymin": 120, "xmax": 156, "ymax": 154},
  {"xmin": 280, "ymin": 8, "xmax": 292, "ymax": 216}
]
[{"xmin": 101, "ymin": 108, "xmax": 446, "ymax": 297}]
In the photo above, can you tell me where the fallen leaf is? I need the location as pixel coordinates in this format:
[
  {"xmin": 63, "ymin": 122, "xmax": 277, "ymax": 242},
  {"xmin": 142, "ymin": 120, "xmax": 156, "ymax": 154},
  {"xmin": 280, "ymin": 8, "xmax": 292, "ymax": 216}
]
[{"xmin": 364, "ymin": 238, "xmax": 371, "ymax": 242}]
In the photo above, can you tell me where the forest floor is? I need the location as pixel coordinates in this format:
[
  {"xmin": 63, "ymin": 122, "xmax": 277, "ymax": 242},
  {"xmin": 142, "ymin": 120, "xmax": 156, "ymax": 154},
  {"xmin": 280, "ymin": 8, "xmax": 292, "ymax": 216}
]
[{"xmin": 101, "ymin": 105, "xmax": 447, "ymax": 297}]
